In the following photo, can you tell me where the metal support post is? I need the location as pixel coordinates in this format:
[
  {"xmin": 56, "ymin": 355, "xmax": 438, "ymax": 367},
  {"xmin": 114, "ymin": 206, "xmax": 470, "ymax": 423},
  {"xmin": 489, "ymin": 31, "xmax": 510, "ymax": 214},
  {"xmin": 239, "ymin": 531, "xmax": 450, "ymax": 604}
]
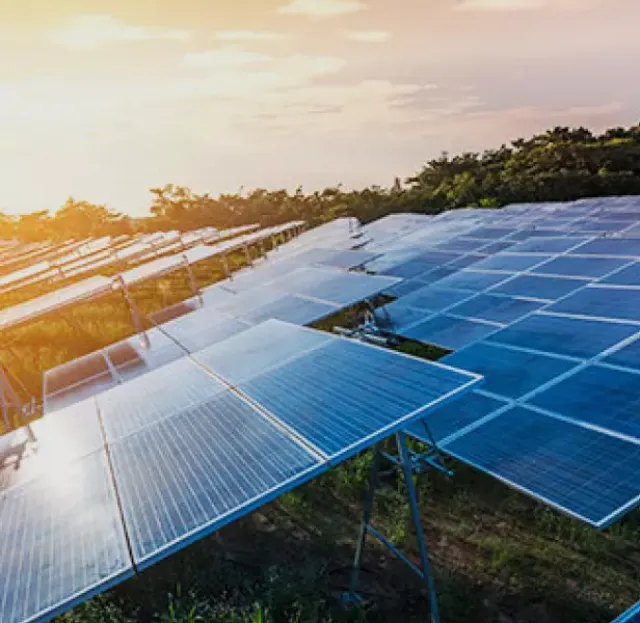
[
  {"xmin": 220, "ymin": 254, "xmax": 231, "ymax": 279},
  {"xmin": 115, "ymin": 276, "xmax": 150, "ymax": 349},
  {"xmin": 182, "ymin": 256, "xmax": 203, "ymax": 308},
  {"xmin": 243, "ymin": 243, "xmax": 253, "ymax": 267},
  {"xmin": 346, "ymin": 435, "xmax": 441, "ymax": 623}
]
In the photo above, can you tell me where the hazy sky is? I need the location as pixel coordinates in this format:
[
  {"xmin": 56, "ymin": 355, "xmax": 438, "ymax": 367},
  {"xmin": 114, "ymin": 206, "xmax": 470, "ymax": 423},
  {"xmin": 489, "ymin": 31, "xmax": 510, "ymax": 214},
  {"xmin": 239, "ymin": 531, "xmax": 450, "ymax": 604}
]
[{"xmin": 1, "ymin": 0, "xmax": 639, "ymax": 216}]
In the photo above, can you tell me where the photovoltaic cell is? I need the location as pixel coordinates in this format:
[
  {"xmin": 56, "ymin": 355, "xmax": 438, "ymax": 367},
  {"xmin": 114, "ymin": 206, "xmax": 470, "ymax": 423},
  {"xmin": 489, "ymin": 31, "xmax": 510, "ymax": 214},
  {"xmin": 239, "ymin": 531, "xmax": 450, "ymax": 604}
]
[
  {"xmin": 380, "ymin": 300, "xmax": 434, "ymax": 331},
  {"xmin": 401, "ymin": 314, "xmax": 498, "ymax": 350},
  {"xmin": 529, "ymin": 364, "xmax": 640, "ymax": 440},
  {"xmin": 237, "ymin": 338, "xmax": 479, "ymax": 459},
  {"xmin": 477, "ymin": 241, "xmax": 515, "ymax": 254},
  {"xmin": 533, "ymin": 256, "xmax": 629, "ymax": 279},
  {"xmin": 98, "ymin": 357, "xmax": 226, "ymax": 441},
  {"xmin": 406, "ymin": 391, "xmax": 508, "ymax": 445},
  {"xmin": 159, "ymin": 311, "xmax": 251, "ymax": 354},
  {"xmin": 509, "ymin": 237, "xmax": 588, "ymax": 254},
  {"xmin": 194, "ymin": 319, "xmax": 332, "ymax": 385},
  {"xmin": 549, "ymin": 286, "xmax": 640, "ymax": 322},
  {"xmin": 601, "ymin": 262, "xmax": 640, "ymax": 286},
  {"xmin": 487, "ymin": 313, "xmax": 639, "ymax": 360},
  {"xmin": 471, "ymin": 253, "xmax": 550, "ymax": 272},
  {"xmin": 604, "ymin": 337, "xmax": 640, "ymax": 372},
  {"xmin": 0, "ymin": 450, "xmax": 132, "ymax": 623},
  {"xmin": 443, "ymin": 406, "xmax": 640, "ymax": 526},
  {"xmin": 434, "ymin": 270, "xmax": 512, "ymax": 292},
  {"xmin": 444, "ymin": 342, "xmax": 576, "ymax": 399},
  {"xmin": 573, "ymin": 238, "xmax": 640, "ymax": 257},
  {"xmin": 447, "ymin": 293, "xmax": 544, "ymax": 324},
  {"xmin": 108, "ymin": 390, "xmax": 322, "ymax": 568},
  {"xmin": 242, "ymin": 294, "xmax": 337, "ymax": 325},
  {"xmin": 490, "ymin": 274, "xmax": 584, "ymax": 300},
  {"xmin": 396, "ymin": 286, "xmax": 474, "ymax": 312}
]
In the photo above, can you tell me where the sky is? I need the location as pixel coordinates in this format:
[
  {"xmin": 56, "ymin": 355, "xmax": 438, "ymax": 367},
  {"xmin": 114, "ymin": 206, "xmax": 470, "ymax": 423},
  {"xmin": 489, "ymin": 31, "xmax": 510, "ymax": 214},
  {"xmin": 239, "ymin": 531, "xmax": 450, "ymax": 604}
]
[{"xmin": 0, "ymin": 0, "xmax": 639, "ymax": 216}]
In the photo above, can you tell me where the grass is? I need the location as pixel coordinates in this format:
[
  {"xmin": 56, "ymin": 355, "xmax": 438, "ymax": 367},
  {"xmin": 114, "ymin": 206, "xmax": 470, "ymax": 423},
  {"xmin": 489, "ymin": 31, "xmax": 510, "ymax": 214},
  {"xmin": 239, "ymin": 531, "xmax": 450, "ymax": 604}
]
[{"xmin": 0, "ymin": 247, "xmax": 638, "ymax": 622}]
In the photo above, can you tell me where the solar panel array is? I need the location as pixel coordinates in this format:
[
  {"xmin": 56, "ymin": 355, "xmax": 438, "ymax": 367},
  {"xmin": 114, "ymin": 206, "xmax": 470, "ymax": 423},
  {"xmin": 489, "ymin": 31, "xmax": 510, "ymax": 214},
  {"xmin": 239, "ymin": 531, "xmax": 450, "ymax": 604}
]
[
  {"xmin": 1, "ymin": 320, "xmax": 480, "ymax": 623},
  {"xmin": 359, "ymin": 196, "xmax": 640, "ymax": 527}
]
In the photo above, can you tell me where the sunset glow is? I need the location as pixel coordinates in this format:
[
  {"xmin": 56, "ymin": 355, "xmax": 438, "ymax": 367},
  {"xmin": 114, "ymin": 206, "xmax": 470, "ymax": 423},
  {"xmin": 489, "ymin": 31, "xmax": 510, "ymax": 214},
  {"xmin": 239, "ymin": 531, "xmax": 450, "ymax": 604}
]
[{"xmin": 0, "ymin": 0, "xmax": 638, "ymax": 215}]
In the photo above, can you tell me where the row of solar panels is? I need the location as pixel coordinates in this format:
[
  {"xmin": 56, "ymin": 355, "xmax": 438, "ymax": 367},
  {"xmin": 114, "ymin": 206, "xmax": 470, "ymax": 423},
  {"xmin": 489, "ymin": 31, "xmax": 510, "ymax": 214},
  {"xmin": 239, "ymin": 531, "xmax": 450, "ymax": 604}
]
[
  {"xmin": 0, "ymin": 321, "xmax": 480, "ymax": 623},
  {"xmin": 0, "ymin": 223, "xmax": 265, "ymax": 297}
]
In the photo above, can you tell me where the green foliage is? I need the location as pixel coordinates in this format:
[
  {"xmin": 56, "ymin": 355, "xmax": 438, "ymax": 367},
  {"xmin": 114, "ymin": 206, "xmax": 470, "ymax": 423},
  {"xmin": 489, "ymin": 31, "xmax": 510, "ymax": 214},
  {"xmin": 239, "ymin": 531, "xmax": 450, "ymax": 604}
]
[{"xmin": 2, "ymin": 123, "xmax": 640, "ymax": 243}]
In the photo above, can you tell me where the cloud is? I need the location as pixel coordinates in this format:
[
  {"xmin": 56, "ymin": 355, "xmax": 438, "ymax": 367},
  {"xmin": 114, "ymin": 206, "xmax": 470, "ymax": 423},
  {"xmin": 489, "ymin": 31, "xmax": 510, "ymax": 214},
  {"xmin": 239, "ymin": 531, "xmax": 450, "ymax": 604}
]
[
  {"xmin": 278, "ymin": 0, "xmax": 367, "ymax": 18},
  {"xmin": 346, "ymin": 30, "xmax": 391, "ymax": 43},
  {"xmin": 49, "ymin": 14, "xmax": 190, "ymax": 48},
  {"xmin": 214, "ymin": 30, "xmax": 288, "ymax": 41},
  {"xmin": 454, "ymin": 0, "xmax": 597, "ymax": 10},
  {"xmin": 183, "ymin": 46, "xmax": 273, "ymax": 68}
]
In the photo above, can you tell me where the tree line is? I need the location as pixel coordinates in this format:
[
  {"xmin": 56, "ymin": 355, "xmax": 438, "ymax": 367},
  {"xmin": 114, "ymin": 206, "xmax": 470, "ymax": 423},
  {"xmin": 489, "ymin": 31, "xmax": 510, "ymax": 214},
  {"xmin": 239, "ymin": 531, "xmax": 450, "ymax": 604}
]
[{"xmin": 2, "ymin": 123, "xmax": 640, "ymax": 243}]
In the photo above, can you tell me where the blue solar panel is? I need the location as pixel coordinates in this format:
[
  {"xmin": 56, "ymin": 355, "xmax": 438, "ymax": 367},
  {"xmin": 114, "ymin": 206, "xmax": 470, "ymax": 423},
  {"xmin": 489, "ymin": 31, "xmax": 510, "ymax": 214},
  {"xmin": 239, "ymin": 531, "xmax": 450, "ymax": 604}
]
[
  {"xmin": 530, "ymin": 364, "xmax": 640, "ymax": 440},
  {"xmin": 381, "ymin": 252, "xmax": 459, "ymax": 279},
  {"xmin": 381, "ymin": 300, "xmax": 435, "ymax": 330},
  {"xmin": 444, "ymin": 342, "xmax": 576, "ymax": 399},
  {"xmin": 467, "ymin": 227, "xmax": 513, "ymax": 240},
  {"xmin": 549, "ymin": 286, "xmax": 640, "ymax": 322},
  {"xmin": 433, "ymin": 237, "xmax": 487, "ymax": 252},
  {"xmin": 193, "ymin": 320, "xmax": 332, "ymax": 385},
  {"xmin": 612, "ymin": 601, "xmax": 640, "ymax": 623},
  {"xmin": 509, "ymin": 237, "xmax": 588, "ymax": 254},
  {"xmin": 109, "ymin": 389, "xmax": 322, "ymax": 568},
  {"xmin": 237, "ymin": 337, "xmax": 480, "ymax": 459},
  {"xmin": 477, "ymin": 241, "xmax": 515, "ymax": 254},
  {"xmin": 402, "ymin": 314, "xmax": 498, "ymax": 350},
  {"xmin": 442, "ymin": 406, "xmax": 640, "ymax": 526},
  {"xmin": 242, "ymin": 294, "xmax": 337, "ymax": 325},
  {"xmin": 98, "ymin": 358, "xmax": 227, "ymax": 441},
  {"xmin": 0, "ymin": 450, "xmax": 132, "ymax": 623},
  {"xmin": 160, "ymin": 311, "xmax": 251, "ymax": 353},
  {"xmin": 471, "ymin": 253, "xmax": 550, "ymax": 272},
  {"xmin": 434, "ymin": 270, "xmax": 512, "ymax": 292},
  {"xmin": 447, "ymin": 293, "xmax": 544, "ymax": 324},
  {"xmin": 406, "ymin": 391, "xmax": 508, "ymax": 445},
  {"xmin": 383, "ymin": 278, "xmax": 430, "ymax": 298},
  {"xmin": 604, "ymin": 336, "xmax": 640, "ymax": 372},
  {"xmin": 491, "ymin": 274, "xmax": 584, "ymax": 300},
  {"xmin": 440, "ymin": 255, "xmax": 484, "ymax": 270},
  {"xmin": 533, "ymin": 256, "xmax": 629, "ymax": 278},
  {"xmin": 601, "ymin": 262, "xmax": 640, "ymax": 286},
  {"xmin": 295, "ymin": 271, "xmax": 399, "ymax": 305},
  {"xmin": 487, "ymin": 313, "xmax": 639, "ymax": 360},
  {"xmin": 573, "ymin": 238, "xmax": 640, "ymax": 257},
  {"xmin": 573, "ymin": 220, "xmax": 631, "ymax": 233},
  {"xmin": 2, "ymin": 399, "xmax": 104, "ymax": 492},
  {"xmin": 396, "ymin": 286, "xmax": 474, "ymax": 312}
]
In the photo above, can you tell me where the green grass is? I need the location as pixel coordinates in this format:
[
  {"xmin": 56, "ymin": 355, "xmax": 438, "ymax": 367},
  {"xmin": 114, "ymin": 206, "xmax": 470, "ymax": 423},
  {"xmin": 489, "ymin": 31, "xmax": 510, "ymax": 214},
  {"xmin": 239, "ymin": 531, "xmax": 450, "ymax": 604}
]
[{"xmin": 1, "ymin": 248, "xmax": 638, "ymax": 622}]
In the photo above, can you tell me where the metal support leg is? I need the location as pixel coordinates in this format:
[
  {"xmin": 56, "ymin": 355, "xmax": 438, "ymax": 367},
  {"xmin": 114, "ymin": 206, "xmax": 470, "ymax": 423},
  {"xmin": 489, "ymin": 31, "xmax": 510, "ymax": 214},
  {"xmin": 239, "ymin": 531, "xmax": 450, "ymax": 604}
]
[
  {"xmin": 349, "ymin": 446, "xmax": 382, "ymax": 597},
  {"xmin": 115, "ymin": 277, "xmax": 150, "ymax": 349},
  {"xmin": 182, "ymin": 256, "xmax": 203, "ymax": 308},
  {"xmin": 397, "ymin": 432, "xmax": 441, "ymax": 623},
  {"xmin": 347, "ymin": 437, "xmax": 441, "ymax": 623},
  {"xmin": 220, "ymin": 254, "xmax": 231, "ymax": 279},
  {"xmin": 243, "ymin": 243, "xmax": 253, "ymax": 267}
]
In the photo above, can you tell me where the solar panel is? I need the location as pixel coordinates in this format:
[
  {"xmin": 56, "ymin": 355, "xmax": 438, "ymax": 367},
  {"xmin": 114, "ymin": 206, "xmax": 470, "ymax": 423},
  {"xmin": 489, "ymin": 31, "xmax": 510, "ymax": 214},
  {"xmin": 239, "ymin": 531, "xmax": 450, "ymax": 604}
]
[
  {"xmin": 0, "ymin": 450, "xmax": 133, "ymax": 623},
  {"xmin": 442, "ymin": 406, "xmax": 640, "ymax": 526},
  {"xmin": 471, "ymin": 253, "xmax": 550, "ymax": 272},
  {"xmin": 487, "ymin": 313, "xmax": 639, "ymax": 360},
  {"xmin": 447, "ymin": 293, "xmax": 544, "ymax": 324},
  {"xmin": 548, "ymin": 286, "xmax": 640, "ymax": 322},
  {"xmin": 389, "ymin": 286, "xmax": 474, "ymax": 313},
  {"xmin": 572, "ymin": 238, "xmax": 640, "ymax": 257},
  {"xmin": 604, "ymin": 336, "xmax": 640, "ymax": 372},
  {"xmin": 530, "ymin": 364, "xmax": 640, "ymax": 440},
  {"xmin": 444, "ymin": 342, "xmax": 577, "ymax": 399},
  {"xmin": 601, "ymin": 262, "xmax": 640, "ymax": 286},
  {"xmin": 612, "ymin": 602, "xmax": 640, "ymax": 623},
  {"xmin": 508, "ymin": 237, "xmax": 588, "ymax": 254},
  {"xmin": 490, "ymin": 274, "xmax": 585, "ymax": 300},
  {"xmin": 159, "ymin": 311, "xmax": 252, "ymax": 354},
  {"xmin": 236, "ymin": 336, "xmax": 479, "ymax": 459},
  {"xmin": 242, "ymin": 293, "xmax": 337, "ymax": 325},
  {"xmin": 406, "ymin": 391, "xmax": 508, "ymax": 446},
  {"xmin": 401, "ymin": 314, "xmax": 499, "ymax": 350},
  {"xmin": 109, "ymin": 389, "xmax": 322, "ymax": 568},
  {"xmin": 532, "ymin": 255, "xmax": 630, "ymax": 278},
  {"xmin": 0, "ymin": 276, "xmax": 113, "ymax": 332},
  {"xmin": 433, "ymin": 270, "xmax": 513, "ymax": 292}
]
